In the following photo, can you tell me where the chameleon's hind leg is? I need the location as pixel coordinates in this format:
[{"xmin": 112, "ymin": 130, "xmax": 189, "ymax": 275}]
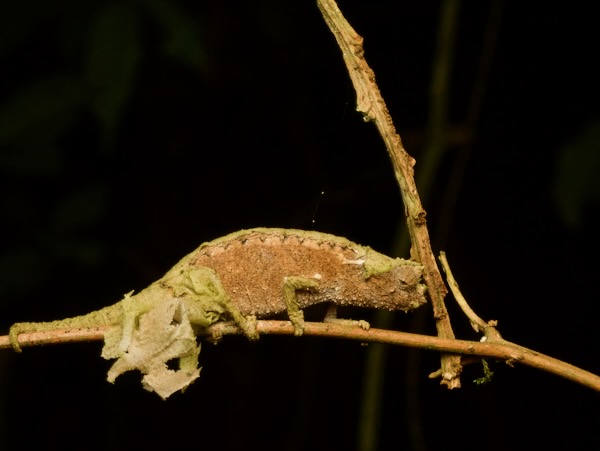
[
  {"xmin": 183, "ymin": 266, "xmax": 259, "ymax": 341},
  {"xmin": 282, "ymin": 276, "xmax": 319, "ymax": 336},
  {"xmin": 323, "ymin": 304, "xmax": 370, "ymax": 331}
]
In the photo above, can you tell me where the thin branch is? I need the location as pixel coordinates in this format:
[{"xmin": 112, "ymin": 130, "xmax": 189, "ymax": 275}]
[
  {"xmin": 317, "ymin": 0, "xmax": 462, "ymax": 387},
  {"xmin": 0, "ymin": 327, "xmax": 106, "ymax": 349},
  {"xmin": 2, "ymin": 322, "xmax": 599, "ymax": 392}
]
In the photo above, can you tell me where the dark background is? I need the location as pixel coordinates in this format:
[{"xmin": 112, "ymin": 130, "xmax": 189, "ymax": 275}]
[{"xmin": 1, "ymin": 1, "xmax": 599, "ymax": 450}]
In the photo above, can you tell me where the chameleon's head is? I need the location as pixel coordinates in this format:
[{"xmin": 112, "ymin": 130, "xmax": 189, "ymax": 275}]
[{"xmin": 364, "ymin": 263, "xmax": 427, "ymax": 312}]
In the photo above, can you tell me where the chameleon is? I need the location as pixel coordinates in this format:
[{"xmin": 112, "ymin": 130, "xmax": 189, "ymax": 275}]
[{"xmin": 9, "ymin": 228, "xmax": 427, "ymax": 398}]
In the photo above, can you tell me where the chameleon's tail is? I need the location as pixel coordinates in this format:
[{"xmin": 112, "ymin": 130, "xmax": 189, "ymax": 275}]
[{"xmin": 9, "ymin": 303, "xmax": 123, "ymax": 352}]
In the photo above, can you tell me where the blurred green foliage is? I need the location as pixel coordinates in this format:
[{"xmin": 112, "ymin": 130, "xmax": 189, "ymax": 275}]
[
  {"xmin": 554, "ymin": 118, "xmax": 600, "ymax": 229},
  {"xmin": 0, "ymin": 0, "xmax": 209, "ymax": 302}
]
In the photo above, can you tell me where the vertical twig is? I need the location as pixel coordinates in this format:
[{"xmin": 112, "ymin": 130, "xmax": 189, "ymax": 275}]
[
  {"xmin": 317, "ymin": 0, "xmax": 462, "ymax": 387},
  {"xmin": 436, "ymin": 0, "xmax": 504, "ymax": 245}
]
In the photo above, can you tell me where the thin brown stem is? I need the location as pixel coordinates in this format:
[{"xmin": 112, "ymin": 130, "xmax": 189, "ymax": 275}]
[
  {"xmin": 3, "ymin": 322, "xmax": 599, "ymax": 392},
  {"xmin": 316, "ymin": 0, "xmax": 462, "ymax": 387},
  {"xmin": 439, "ymin": 251, "xmax": 499, "ymax": 337}
]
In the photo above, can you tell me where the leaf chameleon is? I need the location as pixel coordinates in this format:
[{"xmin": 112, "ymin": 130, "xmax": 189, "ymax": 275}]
[{"xmin": 9, "ymin": 228, "xmax": 426, "ymax": 398}]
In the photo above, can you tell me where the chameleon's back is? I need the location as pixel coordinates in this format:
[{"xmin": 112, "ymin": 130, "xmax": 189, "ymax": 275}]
[{"xmin": 186, "ymin": 228, "xmax": 426, "ymax": 317}]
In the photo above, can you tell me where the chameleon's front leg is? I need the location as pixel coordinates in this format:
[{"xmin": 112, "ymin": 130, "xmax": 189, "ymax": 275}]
[{"xmin": 282, "ymin": 276, "xmax": 319, "ymax": 336}]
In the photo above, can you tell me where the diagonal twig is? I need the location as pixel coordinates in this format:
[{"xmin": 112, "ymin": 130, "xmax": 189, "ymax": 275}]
[
  {"xmin": 316, "ymin": 0, "xmax": 462, "ymax": 387},
  {"xmin": 439, "ymin": 251, "xmax": 502, "ymax": 341}
]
